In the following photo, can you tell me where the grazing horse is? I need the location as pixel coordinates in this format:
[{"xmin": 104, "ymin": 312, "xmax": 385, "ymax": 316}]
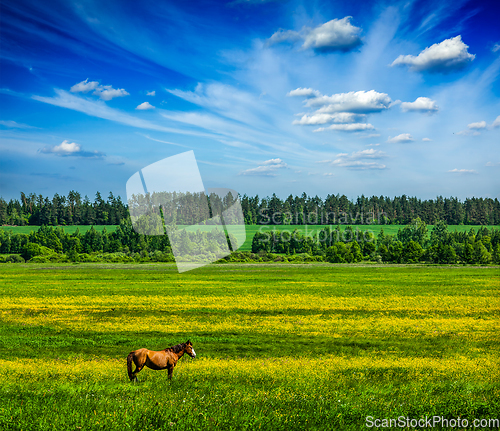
[{"xmin": 127, "ymin": 340, "xmax": 196, "ymax": 381}]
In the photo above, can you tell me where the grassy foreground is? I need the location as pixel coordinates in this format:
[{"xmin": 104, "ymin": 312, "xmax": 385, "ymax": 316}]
[{"xmin": 0, "ymin": 264, "xmax": 499, "ymax": 430}]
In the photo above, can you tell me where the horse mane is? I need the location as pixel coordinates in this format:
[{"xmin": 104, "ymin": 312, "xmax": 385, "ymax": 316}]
[{"xmin": 165, "ymin": 342, "xmax": 186, "ymax": 353}]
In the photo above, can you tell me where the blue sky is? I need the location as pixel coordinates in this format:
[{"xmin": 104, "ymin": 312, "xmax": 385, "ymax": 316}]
[{"xmin": 1, "ymin": 0, "xmax": 499, "ymax": 202}]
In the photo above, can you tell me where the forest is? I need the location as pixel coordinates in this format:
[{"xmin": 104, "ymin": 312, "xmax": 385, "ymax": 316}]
[
  {"xmin": 1, "ymin": 219, "xmax": 499, "ymax": 265},
  {"xmin": 1, "ymin": 191, "xmax": 500, "ymax": 226}
]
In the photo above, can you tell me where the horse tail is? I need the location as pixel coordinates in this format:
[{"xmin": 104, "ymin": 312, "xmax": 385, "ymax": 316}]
[{"xmin": 127, "ymin": 351, "xmax": 135, "ymax": 380}]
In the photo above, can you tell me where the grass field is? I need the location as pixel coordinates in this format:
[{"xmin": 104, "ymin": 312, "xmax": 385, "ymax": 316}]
[{"xmin": 0, "ymin": 264, "xmax": 499, "ymax": 430}]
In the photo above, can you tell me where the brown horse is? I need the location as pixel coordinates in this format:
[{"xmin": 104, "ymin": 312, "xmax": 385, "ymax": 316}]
[{"xmin": 127, "ymin": 340, "xmax": 196, "ymax": 381}]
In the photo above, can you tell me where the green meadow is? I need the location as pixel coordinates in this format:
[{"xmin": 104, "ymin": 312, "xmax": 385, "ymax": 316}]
[{"xmin": 0, "ymin": 264, "xmax": 499, "ymax": 430}]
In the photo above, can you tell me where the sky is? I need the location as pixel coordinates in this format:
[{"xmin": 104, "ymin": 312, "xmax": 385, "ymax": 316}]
[{"xmin": 1, "ymin": 0, "xmax": 499, "ymax": 202}]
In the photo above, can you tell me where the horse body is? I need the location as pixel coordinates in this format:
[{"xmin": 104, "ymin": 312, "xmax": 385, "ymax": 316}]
[{"xmin": 127, "ymin": 340, "xmax": 196, "ymax": 381}]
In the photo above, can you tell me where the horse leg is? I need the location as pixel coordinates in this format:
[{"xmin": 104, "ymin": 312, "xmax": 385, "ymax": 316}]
[
  {"xmin": 131, "ymin": 356, "xmax": 145, "ymax": 382},
  {"xmin": 167, "ymin": 365, "xmax": 174, "ymax": 380}
]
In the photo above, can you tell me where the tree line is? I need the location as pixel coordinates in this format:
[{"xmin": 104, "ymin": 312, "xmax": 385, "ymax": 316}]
[
  {"xmin": 251, "ymin": 219, "xmax": 500, "ymax": 265},
  {"xmin": 1, "ymin": 218, "xmax": 499, "ymax": 265},
  {"xmin": 1, "ymin": 191, "xmax": 500, "ymax": 227}
]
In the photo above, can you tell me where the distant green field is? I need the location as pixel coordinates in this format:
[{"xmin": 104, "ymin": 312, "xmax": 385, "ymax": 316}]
[
  {"xmin": 0, "ymin": 264, "xmax": 498, "ymax": 430},
  {"xmin": 0, "ymin": 225, "xmax": 118, "ymax": 235},
  {"xmin": 237, "ymin": 224, "xmax": 499, "ymax": 252},
  {"xmin": 1, "ymin": 224, "xmax": 497, "ymax": 252}
]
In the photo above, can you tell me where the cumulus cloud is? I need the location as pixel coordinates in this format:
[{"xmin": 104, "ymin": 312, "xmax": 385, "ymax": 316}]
[
  {"xmin": 401, "ymin": 97, "xmax": 439, "ymax": 113},
  {"xmin": 239, "ymin": 158, "xmax": 288, "ymax": 176},
  {"xmin": 447, "ymin": 168, "xmax": 477, "ymax": 174},
  {"xmin": 490, "ymin": 116, "xmax": 500, "ymax": 128},
  {"xmin": 391, "ymin": 36, "xmax": 475, "ymax": 73},
  {"xmin": 387, "ymin": 133, "xmax": 414, "ymax": 143},
  {"xmin": 328, "ymin": 149, "xmax": 387, "ymax": 170},
  {"xmin": 39, "ymin": 140, "xmax": 104, "ymax": 157},
  {"xmin": 146, "ymin": 91, "xmax": 156, "ymax": 96},
  {"xmin": 302, "ymin": 17, "xmax": 362, "ymax": 52},
  {"xmin": 70, "ymin": 79, "xmax": 129, "ymax": 100},
  {"xmin": 289, "ymin": 88, "xmax": 391, "ymax": 132},
  {"xmin": 267, "ymin": 17, "xmax": 362, "ymax": 53},
  {"xmin": 136, "ymin": 101, "xmax": 155, "ymax": 110},
  {"xmin": 314, "ymin": 123, "xmax": 375, "ymax": 132}
]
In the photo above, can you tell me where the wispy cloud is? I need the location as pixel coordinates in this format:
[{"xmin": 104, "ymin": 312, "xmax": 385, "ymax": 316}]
[
  {"xmin": 239, "ymin": 158, "xmax": 288, "ymax": 176},
  {"xmin": 0, "ymin": 120, "xmax": 37, "ymax": 129},
  {"xmin": 447, "ymin": 168, "xmax": 477, "ymax": 174},
  {"xmin": 314, "ymin": 123, "xmax": 375, "ymax": 132},
  {"xmin": 31, "ymin": 89, "xmax": 211, "ymax": 138},
  {"xmin": 387, "ymin": 133, "xmax": 414, "ymax": 143}
]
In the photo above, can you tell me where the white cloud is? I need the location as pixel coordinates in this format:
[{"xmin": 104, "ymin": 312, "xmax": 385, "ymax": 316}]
[
  {"xmin": 492, "ymin": 43, "xmax": 500, "ymax": 53},
  {"xmin": 387, "ymin": 133, "xmax": 414, "ymax": 143},
  {"xmin": 467, "ymin": 121, "xmax": 486, "ymax": 130},
  {"xmin": 293, "ymin": 112, "xmax": 366, "ymax": 125},
  {"xmin": 305, "ymin": 90, "xmax": 392, "ymax": 113},
  {"xmin": 44, "ymin": 140, "xmax": 81, "ymax": 154},
  {"xmin": 70, "ymin": 79, "xmax": 129, "ymax": 100},
  {"xmin": 422, "ymin": 137, "xmax": 432, "ymax": 141},
  {"xmin": 289, "ymin": 88, "xmax": 390, "ymax": 133},
  {"xmin": 391, "ymin": 36, "xmax": 475, "ymax": 73},
  {"xmin": 485, "ymin": 162, "xmax": 500, "ymax": 167},
  {"xmin": 328, "ymin": 149, "xmax": 387, "ymax": 170},
  {"xmin": 136, "ymin": 101, "xmax": 155, "ymax": 110},
  {"xmin": 287, "ymin": 88, "xmax": 322, "ymax": 98},
  {"xmin": 447, "ymin": 168, "xmax": 477, "ymax": 174},
  {"xmin": 401, "ymin": 97, "xmax": 439, "ymax": 113},
  {"xmin": 491, "ymin": 116, "xmax": 500, "ymax": 128},
  {"xmin": 70, "ymin": 79, "xmax": 100, "ymax": 93},
  {"xmin": 146, "ymin": 91, "xmax": 156, "ymax": 96},
  {"xmin": 267, "ymin": 17, "xmax": 362, "ymax": 53},
  {"xmin": 39, "ymin": 140, "xmax": 105, "ymax": 158},
  {"xmin": 239, "ymin": 158, "xmax": 288, "ymax": 176},
  {"xmin": 314, "ymin": 123, "xmax": 375, "ymax": 132},
  {"xmin": 93, "ymin": 85, "xmax": 129, "ymax": 101},
  {"xmin": 302, "ymin": 17, "xmax": 362, "ymax": 53},
  {"xmin": 263, "ymin": 158, "xmax": 287, "ymax": 167}
]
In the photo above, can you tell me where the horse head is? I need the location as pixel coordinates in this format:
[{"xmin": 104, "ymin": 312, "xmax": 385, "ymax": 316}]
[{"xmin": 185, "ymin": 340, "xmax": 196, "ymax": 358}]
